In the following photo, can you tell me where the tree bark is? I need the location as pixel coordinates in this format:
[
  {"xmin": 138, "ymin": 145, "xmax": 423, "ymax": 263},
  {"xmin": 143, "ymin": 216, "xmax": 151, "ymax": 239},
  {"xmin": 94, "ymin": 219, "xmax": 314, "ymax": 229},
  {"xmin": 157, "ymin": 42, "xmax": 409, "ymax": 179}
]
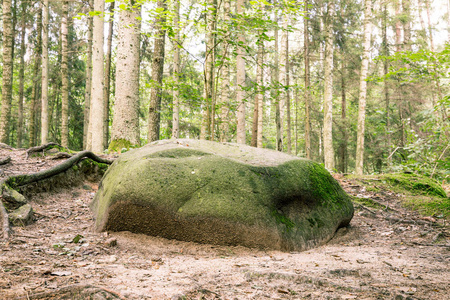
[
  {"xmin": 89, "ymin": 0, "xmax": 105, "ymax": 152},
  {"xmin": 256, "ymin": 38, "xmax": 264, "ymax": 149},
  {"xmin": 147, "ymin": 0, "xmax": 167, "ymax": 142},
  {"xmin": 30, "ymin": 5, "xmax": 42, "ymax": 147},
  {"xmin": 200, "ymin": 0, "xmax": 217, "ymax": 140},
  {"xmin": 402, "ymin": 0, "xmax": 411, "ymax": 51},
  {"xmin": 383, "ymin": 3, "xmax": 391, "ymax": 165},
  {"xmin": 61, "ymin": 1, "xmax": 70, "ymax": 148},
  {"xmin": 110, "ymin": 0, "xmax": 141, "ymax": 149},
  {"xmin": 0, "ymin": 0, "xmax": 14, "ymax": 144},
  {"xmin": 17, "ymin": 1, "xmax": 27, "ymax": 148},
  {"xmin": 251, "ymin": 95, "xmax": 258, "ymax": 147},
  {"xmin": 104, "ymin": 1, "xmax": 115, "ymax": 148},
  {"xmin": 395, "ymin": 0, "xmax": 402, "ymax": 52},
  {"xmin": 323, "ymin": 1, "xmax": 335, "ymax": 171},
  {"xmin": 219, "ymin": 0, "xmax": 231, "ymax": 142},
  {"xmin": 172, "ymin": 0, "xmax": 181, "ymax": 139},
  {"xmin": 284, "ymin": 19, "xmax": 291, "ymax": 154},
  {"xmin": 273, "ymin": 12, "xmax": 282, "ymax": 152},
  {"xmin": 355, "ymin": 0, "xmax": 372, "ymax": 175},
  {"xmin": 235, "ymin": 0, "xmax": 246, "ymax": 144},
  {"xmin": 304, "ymin": 0, "xmax": 311, "ymax": 159},
  {"xmin": 83, "ymin": 0, "xmax": 93, "ymax": 150},
  {"xmin": 41, "ymin": 0, "xmax": 50, "ymax": 144}
]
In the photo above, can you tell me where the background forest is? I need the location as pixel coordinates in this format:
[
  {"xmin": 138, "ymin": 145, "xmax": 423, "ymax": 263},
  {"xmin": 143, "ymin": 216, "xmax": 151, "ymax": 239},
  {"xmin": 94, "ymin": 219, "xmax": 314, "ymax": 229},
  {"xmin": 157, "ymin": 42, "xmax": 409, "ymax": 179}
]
[{"xmin": 0, "ymin": 0, "xmax": 449, "ymax": 180}]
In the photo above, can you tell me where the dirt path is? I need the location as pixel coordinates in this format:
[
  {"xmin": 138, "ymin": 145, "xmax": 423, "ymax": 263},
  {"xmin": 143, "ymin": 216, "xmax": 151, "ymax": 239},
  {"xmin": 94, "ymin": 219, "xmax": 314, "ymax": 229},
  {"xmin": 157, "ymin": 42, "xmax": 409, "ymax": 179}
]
[{"xmin": 0, "ymin": 147, "xmax": 449, "ymax": 299}]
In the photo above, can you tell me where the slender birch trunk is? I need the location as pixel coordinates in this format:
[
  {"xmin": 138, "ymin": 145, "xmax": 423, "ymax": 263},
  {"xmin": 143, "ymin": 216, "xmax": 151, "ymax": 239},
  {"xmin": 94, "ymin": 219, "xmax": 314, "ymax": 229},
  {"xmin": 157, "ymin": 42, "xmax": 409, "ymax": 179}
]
[
  {"xmin": 83, "ymin": 0, "xmax": 94, "ymax": 149},
  {"xmin": 111, "ymin": 0, "xmax": 141, "ymax": 149},
  {"xmin": 61, "ymin": 1, "xmax": 69, "ymax": 148},
  {"xmin": 304, "ymin": 0, "xmax": 311, "ymax": 159},
  {"xmin": 103, "ymin": 1, "xmax": 115, "ymax": 147},
  {"xmin": 0, "ymin": 0, "xmax": 14, "ymax": 144},
  {"xmin": 323, "ymin": 1, "xmax": 335, "ymax": 171},
  {"xmin": 355, "ymin": 0, "xmax": 372, "ymax": 175},
  {"xmin": 88, "ymin": 0, "xmax": 105, "ymax": 152},
  {"xmin": 147, "ymin": 0, "xmax": 167, "ymax": 142},
  {"xmin": 172, "ymin": 0, "xmax": 181, "ymax": 139},
  {"xmin": 41, "ymin": 0, "xmax": 50, "ymax": 144},
  {"xmin": 17, "ymin": 1, "xmax": 27, "ymax": 148},
  {"xmin": 236, "ymin": 0, "xmax": 246, "ymax": 144}
]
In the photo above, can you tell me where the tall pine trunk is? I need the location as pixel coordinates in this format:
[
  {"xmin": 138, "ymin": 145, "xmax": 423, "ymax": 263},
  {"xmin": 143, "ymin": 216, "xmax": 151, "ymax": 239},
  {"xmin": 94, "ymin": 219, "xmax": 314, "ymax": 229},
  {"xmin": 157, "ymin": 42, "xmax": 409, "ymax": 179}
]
[
  {"xmin": 103, "ymin": 1, "xmax": 115, "ymax": 147},
  {"xmin": 219, "ymin": 0, "xmax": 231, "ymax": 142},
  {"xmin": 30, "ymin": 5, "xmax": 42, "ymax": 147},
  {"xmin": 41, "ymin": 0, "xmax": 50, "ymax": 144},
  {"xmin": 111, "ymin": 0, "xmax": 141, "ymax": 149},
  {"xmin": 355, "ymin": 0, "xmax": 372, "ymax": 175},
  {"xmin": 274, "ymin": 12, "xmax": 282, "ymax": 151},
  {"xmin": 284, "ymin": 19, "xmax": 291, "ymax": 154},
  {"xmin": 383, "ymin": 3, "xmax": 391, "ymax": 165},
  {"xmin": 304, "ymin": 0, "xmax": 311, "ymax": 159},
  {"xmin": 256, "ymin": 38, "xmax": 264, "ymax": 148},
  {"xmin": 147, "ymin": 0, "xmax": 167, "ymax": 142},
  {"xmin": 83, "ymin": 0, "xmax": 93, "ymax": 149},
  {"xmin": 0, "ymin": 0, "xmax": 14, "ymax": 144},
  {"xmin": 88, "ymin": 0, "xmax": 105, "ymax": 152},
  {"xmin": 61, "ymin": 1, "xmax": 69, "ymax": 148},
  {"xmin": 323, "ymin": 1, "xmax": 335, "ymax": 171},
  {"xmin": 17, "ymin": 1, "xmax": 27, "ymax": 148},
  {"xmin": 235, "ymin": 0, "xmax": 246, "ymax": 144},
  {"xmin": 172, "ymin": 0, "xmax": 181, "ymax": 139}
]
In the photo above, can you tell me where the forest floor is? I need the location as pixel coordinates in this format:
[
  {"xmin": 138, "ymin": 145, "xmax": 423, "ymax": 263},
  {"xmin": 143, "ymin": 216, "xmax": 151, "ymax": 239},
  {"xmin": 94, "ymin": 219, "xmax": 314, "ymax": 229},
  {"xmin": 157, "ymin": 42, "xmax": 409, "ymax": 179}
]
[{"xmin": 0, "ymin": 146, "xmax": 449, "ymax": 300}]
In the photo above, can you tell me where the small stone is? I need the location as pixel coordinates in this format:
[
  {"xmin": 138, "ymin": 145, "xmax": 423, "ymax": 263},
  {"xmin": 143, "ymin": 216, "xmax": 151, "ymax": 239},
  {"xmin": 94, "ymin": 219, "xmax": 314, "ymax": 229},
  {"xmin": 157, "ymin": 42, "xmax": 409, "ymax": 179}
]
[
  {"xmin": 9, "ymin": 204, "xmax": 34, "ymax": 226},
  {"xmin": 104, "ymin": 238, "xmax": 117, "ymax": 247}
]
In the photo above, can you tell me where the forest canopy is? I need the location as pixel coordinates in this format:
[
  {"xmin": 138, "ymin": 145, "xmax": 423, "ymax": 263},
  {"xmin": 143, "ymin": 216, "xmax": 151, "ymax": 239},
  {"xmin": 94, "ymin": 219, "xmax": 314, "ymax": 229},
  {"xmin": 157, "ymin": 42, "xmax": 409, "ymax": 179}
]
[{"xmin": 0, "ymin": 0, "xmax": 449, "ymax": 180}]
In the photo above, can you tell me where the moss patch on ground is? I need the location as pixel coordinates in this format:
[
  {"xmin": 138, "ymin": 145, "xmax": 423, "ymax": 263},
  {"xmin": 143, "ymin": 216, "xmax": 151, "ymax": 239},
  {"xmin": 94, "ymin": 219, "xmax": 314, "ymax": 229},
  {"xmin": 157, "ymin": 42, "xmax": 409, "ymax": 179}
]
[{"xmin": 347, "ymin": 173, "xmax": 449, "ymax": 218}]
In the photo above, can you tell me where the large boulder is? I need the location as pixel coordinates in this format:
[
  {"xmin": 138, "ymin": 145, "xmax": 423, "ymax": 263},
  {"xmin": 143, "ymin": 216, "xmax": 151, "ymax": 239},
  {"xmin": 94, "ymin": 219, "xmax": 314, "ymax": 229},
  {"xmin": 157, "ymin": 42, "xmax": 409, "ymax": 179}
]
[{"xmin": 91, "ymin": 139, "xmax": 354, "ymax": 251}]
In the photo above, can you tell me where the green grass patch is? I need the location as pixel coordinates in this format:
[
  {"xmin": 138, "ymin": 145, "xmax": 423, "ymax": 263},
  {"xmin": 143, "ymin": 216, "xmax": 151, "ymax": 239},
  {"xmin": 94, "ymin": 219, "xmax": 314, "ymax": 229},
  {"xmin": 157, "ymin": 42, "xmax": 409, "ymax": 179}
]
[{"xmin": 352, "ymin": 196, "xmax": 386, "ymax": 210}]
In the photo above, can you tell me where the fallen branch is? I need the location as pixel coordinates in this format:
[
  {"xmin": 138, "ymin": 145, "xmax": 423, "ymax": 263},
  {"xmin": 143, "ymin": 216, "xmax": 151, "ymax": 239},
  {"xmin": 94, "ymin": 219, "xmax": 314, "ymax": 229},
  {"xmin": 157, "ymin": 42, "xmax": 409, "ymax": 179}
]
[
  {"xmin": 384, "ymin": 215, "xmax": 433, "ymax": 226},
  {"xmin": 0, "ymin": 156, "xmax": 11, "ymax": 165}
]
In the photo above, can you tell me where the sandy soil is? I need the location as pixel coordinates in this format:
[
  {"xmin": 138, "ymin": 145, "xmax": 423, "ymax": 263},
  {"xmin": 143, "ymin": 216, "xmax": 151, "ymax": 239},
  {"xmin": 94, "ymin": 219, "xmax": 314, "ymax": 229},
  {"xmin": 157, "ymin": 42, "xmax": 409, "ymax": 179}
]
[{"xmin": 0, "ymin": 146, "xmax": 449, "ymax": 299}]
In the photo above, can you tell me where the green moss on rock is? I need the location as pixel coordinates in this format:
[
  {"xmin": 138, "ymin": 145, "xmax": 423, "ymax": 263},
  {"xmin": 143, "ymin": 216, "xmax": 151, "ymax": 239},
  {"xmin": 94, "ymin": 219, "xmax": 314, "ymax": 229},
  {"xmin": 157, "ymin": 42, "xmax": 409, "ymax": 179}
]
[
  {"xmin": 108, "ymin": 139, "xmax": 134, "ymax": 153},
  {"xmin": 91, "ymin": 139, "xmax": 354, "ymax": 251}
]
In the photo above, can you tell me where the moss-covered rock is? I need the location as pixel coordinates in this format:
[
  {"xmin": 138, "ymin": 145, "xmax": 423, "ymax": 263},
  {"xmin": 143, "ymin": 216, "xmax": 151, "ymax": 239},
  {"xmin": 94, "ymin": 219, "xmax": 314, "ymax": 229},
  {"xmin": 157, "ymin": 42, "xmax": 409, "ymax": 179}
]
[
  {"xmin": 381, "ymin": 173, "xmax": 447, "ymax": 198},
  {"xmin": 91, "ymin": 139, "xmax": 354, "ymax": 251}
]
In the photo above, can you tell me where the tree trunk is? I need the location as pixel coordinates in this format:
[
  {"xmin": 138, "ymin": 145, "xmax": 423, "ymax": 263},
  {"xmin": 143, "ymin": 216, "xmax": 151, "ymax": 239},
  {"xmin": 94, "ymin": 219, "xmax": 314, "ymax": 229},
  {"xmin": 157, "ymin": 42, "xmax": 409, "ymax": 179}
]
[
  {"xmin": 147, "ymin": 0, "xmax": 167, "ymax": 142},
  {"xmin": 274, "ymin": 12, "xmax": 282, "ymax": 151},
  {"xmin": 88, "ymin": 0, "xmax": 105, "ymax": 152},
  {"xmin": 61, "ymin": 1, "xmax": 69, "ymax": 148},
  {"xmin": 0, "ymin": 0, "xmax": 14, "ymax": 144},
  {"xmin": 236, "ymin": 0, "xmax": 246, "ymax": 144},
  {"xmin": 279, "ymin": 16, "xmax": 287, "ymax": 151},
  {"xmin": 83, "ymin": 0, "xmax": 93, "ymax": 149},
  {"xmin": 355, "ymin": 0, "xmax": 372, "ymax": 175},
  {"xmin": 403, "ymin": 0, "xmax": 411, "ymax": 51},
  {"xmin": 323, "ymin": 1, "xmax": 335, "ymax": 171},
  {"xmin": 201, "ymin": 0, "xmax": 217, "ymax": 140},
  {"xmin": 111, "ymin": 0, "xmax": 141, "ymax": 149},
  {"xmin": 338, "ymin": 58, "xmax": 347, "ymax": 173},
  {"xmin": 425, "ymin": 0, "xmax": 435, "ymax": 52},
  {"xmin": 103, "ymin": 1, "xmax": 115, "ymax": 148},
  {"xmin": 395, "ymin": 0, "xmax": 402, "ymax": 52},
  {"xmin": 256, "ymin": 38, "xmax": 264, "ymax": 149},
  {"xmin": 172, "ymin": 0, "xmax": 181, "ymax": 139},
  {"xmin": 30, "ymin": 5, "xmax": 42, "ymax": 147},
  {"xmin": 219, "ymin": 0, "xmax": 231, "ymax": 142},
  {"xmin": 383, "ymin": 3, "xmax": 391, "ymax": 165},
  {"xmin": 304, "ymin": 0, "xmax": 311, "ymax": 159},
  {"xmin": 41, "ymin": 0, "xmax": 50, "ymax": 144},
  {"xmin": 17, "ymin": 0, "xmax": 27, "ymax": 148},
  {"xmin": 251, "ymin": 96, "xmax": 258, "ymax": 147},
  {"xmin": 284, "ymin": 19, "xmax": 291, "ymax": 154}
]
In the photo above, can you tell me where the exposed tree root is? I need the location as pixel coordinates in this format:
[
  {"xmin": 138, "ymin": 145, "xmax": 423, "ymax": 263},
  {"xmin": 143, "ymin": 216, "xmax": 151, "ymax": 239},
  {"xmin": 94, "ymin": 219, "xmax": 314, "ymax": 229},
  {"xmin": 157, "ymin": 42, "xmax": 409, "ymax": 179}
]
[
  {"xmin": 25, "ymin": 142, "xmax": 67, "ymax": 159},
  {"xmin": 15, "ymin": 284, "xmax": 126, "ymax": 300},
  {"xmin": 1, "ymin": 150, "xmax": 114, "ymax": 240}
]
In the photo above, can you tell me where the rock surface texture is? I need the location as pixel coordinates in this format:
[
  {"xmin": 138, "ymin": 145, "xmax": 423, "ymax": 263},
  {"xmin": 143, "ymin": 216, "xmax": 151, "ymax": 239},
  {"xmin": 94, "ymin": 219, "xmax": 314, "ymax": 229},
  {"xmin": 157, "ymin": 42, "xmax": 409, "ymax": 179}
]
[{"xmin": 91, "ymin": 139, "xmax": 354, "ymax": 251}]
